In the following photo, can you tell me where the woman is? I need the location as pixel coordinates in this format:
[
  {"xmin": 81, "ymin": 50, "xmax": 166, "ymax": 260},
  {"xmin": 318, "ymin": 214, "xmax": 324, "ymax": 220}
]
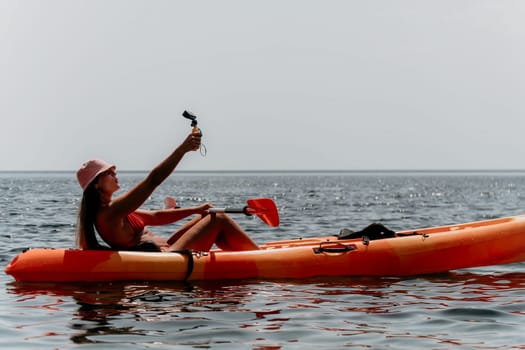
[{"xmin": 75, "ymin": 132, "xmax": 259, "ymax": 252}]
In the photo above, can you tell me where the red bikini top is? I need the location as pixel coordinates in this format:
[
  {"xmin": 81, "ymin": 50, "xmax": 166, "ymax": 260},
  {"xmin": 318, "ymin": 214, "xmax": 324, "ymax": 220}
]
[{"xmin": 127, "ymin": 212, "xmax": 145, "ymax": 234}]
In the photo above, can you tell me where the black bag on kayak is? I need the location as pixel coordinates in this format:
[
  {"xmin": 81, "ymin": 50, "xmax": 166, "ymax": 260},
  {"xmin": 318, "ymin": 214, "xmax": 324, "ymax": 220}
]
[{"xmin": 338, "ymin": 223, "xmax": 396, "ymax": 240}]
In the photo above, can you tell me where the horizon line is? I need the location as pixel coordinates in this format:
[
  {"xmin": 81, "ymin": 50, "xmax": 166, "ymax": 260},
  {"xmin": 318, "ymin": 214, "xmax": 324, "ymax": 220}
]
[{"xmin": 2, "ymin": 169, "xmax": 525, "ymax": 174}]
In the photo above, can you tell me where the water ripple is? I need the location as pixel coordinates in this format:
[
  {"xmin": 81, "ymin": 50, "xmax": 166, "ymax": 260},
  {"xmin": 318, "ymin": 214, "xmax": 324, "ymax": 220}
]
[{"xmin": 2, "ymin": 173, "xmax": 525, "ymax": 349}]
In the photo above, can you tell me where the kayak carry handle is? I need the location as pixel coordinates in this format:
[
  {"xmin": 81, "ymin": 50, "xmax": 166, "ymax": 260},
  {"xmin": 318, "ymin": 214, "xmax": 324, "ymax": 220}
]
[{"xmin": 313, "ymin": 242, "xmax": 357, "ymax": 254}]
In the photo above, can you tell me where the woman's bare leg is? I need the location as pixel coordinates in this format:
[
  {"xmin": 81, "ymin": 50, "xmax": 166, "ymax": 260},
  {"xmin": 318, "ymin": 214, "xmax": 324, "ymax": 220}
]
[
  {"xmin": 168, "ymin": 213, "xmax": 258, "ymax": 251},
  {"xmin": 166, "ymin": 215, "xmax": 202, "ymax": 245}
]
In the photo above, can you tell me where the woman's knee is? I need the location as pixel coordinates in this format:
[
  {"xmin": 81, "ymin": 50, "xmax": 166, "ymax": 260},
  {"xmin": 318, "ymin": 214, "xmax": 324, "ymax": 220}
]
[{"xmin": 209, "ymin": 212, "xmax": 233, "ymax": 224}]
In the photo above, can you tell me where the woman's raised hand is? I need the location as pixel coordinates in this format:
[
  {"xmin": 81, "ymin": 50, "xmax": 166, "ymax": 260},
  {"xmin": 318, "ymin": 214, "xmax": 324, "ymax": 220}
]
[{"xmin": 180, "ymin": 132, "xmax": 202, "ymax": 152}]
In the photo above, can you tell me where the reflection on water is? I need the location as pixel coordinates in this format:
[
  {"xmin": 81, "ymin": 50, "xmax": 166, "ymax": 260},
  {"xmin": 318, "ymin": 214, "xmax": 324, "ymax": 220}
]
[{"xmin": 7, "ymin": 270, "xmax": 525, "ymax": 348}]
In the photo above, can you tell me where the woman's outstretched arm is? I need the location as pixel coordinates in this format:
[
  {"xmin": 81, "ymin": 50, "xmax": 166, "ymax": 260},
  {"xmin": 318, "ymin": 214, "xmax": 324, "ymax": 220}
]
[{"xmin": 109, "ymin": 133, "xmax": 201, "ymax": 217}]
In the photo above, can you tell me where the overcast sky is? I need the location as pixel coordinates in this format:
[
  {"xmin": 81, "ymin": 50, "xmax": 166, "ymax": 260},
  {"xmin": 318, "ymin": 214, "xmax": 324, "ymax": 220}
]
[{"xmin": 1, "ymin": 1, "xmax": 524, "ymax": 171}]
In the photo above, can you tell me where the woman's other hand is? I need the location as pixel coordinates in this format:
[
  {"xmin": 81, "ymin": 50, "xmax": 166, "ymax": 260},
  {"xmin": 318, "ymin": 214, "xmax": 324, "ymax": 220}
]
[{"xmin": 194, "ymin": 203, "xmax": 213, "ymax": 215}]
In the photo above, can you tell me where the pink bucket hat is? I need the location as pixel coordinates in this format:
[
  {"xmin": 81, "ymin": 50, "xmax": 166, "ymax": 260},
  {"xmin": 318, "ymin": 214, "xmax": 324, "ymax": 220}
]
[{"xmin": 76, "ymin": 159, "xmax": 115, "ymax": 191}]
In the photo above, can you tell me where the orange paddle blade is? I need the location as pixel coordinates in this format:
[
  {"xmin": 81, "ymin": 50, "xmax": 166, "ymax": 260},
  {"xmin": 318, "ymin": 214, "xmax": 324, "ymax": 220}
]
[{"xmin": 246, "ymin": 198, "xmax": 280, "ymax": 227}]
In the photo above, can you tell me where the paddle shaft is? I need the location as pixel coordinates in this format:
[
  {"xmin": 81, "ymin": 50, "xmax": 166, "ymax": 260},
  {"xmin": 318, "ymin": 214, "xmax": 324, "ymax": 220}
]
[
  {"xmin": 208, "ymin": 206, "xmax": 255, "ymax": 216},
  {"xmin": 172, "ymin": 197, "xmax": 279, "ymax": 227}
]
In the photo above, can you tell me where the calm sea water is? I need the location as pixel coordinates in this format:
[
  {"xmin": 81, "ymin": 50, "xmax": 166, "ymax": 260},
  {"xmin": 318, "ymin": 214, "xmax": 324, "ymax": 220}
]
[{"xmin": 1, "ymin": 172, "xmax": 525, "ymax": 349}]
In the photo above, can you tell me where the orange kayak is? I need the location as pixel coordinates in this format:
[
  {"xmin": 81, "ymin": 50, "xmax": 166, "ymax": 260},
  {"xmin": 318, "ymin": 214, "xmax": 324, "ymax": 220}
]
[{"xmin": 6, "ymin": 215, "xmax": 525, "ymax": 282}]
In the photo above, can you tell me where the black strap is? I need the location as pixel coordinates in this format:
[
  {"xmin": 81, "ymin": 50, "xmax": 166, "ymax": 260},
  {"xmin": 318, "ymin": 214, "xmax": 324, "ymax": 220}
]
[{"xmin": 172, "ymin": 249, "xmax": 194, "ymax": 281}]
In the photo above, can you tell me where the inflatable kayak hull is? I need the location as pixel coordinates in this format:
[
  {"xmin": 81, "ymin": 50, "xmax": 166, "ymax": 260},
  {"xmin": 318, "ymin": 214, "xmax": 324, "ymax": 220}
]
[{"xmin": 6, "ymin": 215, "xmax": 525, "ymax": 282}]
